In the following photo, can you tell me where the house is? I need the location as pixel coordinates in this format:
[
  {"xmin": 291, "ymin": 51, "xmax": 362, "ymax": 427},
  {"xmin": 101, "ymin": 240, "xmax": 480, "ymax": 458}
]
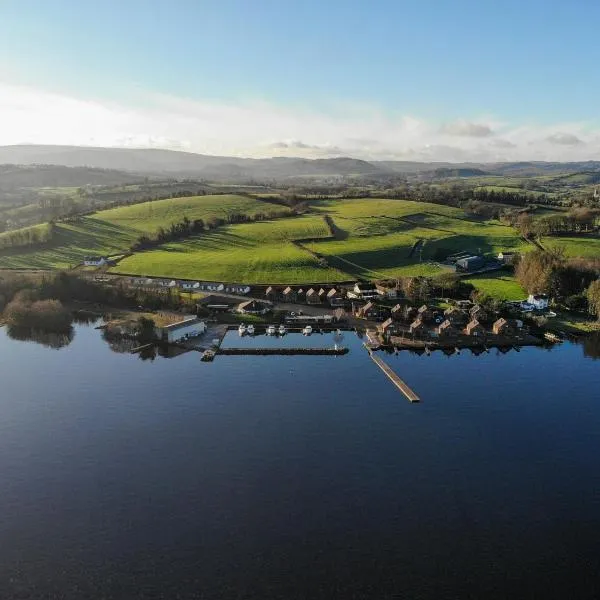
[
  {"xmin": 83, "ymin": 256, "xmax": 108, "ymax": 267},
  {"xmin": 527, "ymin": 294, "xmax": 549, "ymax": 310},
  {"xmin": 443, "ymin": 306, "xmax": 468, "ymax": 325},
  {"xmin": 417, "ymin": 305, "xmax": 433, "ymax": 321},
  {"xmin": 409, "ymin": 318, "xmax": 426, "ymax": 336},
  {"xmin": 305, "ymin": 288, "xmax": 322, "ymax": 304},
  {"xmin": 436, "ymin": 319, "xmax": 456, "ymax": 337},
  {"xmin": 498, "ymin": 252, "xmax": 517, "ymax": 265},
  {"xmin": 470, "ymin": 304, "xmax": 489, "ymax": 322},
  {"xmin": 492, "ymin": 318, "xmax": 518, "ymax": 336},
  {"xmin": 296, "ymin": 288, "xmax": 305, "ymax": 300},
  {"xmin": 378, "ymin": 318, "xmax": 401, "ymax": 337},
  {"xmin": 456, "ymin": 255, "xmax": 485, "ymax": 272},
  {"xmin": 180, "ymin": 281, "xmax": 200, "ymax": 291},
  {"xmin": 351, "ymin": 281, "xmax": 380, "ymax": 300},
  {"xmin": 282, "ymin": 286, "xmax": 298, "ymax": 302},
  {"xmin": 156, "ymin": 317, "xmax": 206, "ymax": 343},
  {"xmin": 237, "ymin": 300, "xmax": 271, "ymax": 315},
  {"xmin": 390, "ymin": 304, "xmax": 404, "ymax": 321},
  {"xmin": 376, "ymin": 283, "xmax": 400, "ymax": 299},
  {"xmin": 465, "ymin": 319, "xmax": 485, "ymax": 337},
  {"xmin": 327, "ymin": 288, "xmax": 347, "ymax": 307},
  {"xmin": 356, "ymin": 301, "xmax": 381, "ymax": 320},
  {"xmin": 265, "ymin": 286, "xmax": 279, "ymax": 301}
]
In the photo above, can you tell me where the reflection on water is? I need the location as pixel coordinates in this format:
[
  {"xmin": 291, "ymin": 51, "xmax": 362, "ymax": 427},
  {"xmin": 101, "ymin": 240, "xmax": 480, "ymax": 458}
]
[
  {"xmin": 6, "ymin": 325, "xmax": 75, "ymax": 349},
  {"xmin": 581, "ymin": 332, "xmax": 600, "ymax": 360}
]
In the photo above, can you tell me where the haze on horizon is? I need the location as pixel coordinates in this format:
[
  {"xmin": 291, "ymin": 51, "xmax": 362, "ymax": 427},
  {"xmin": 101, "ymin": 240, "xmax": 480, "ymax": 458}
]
[{"xmin": 1, "ymin": 0, "xmax": 600, "ymax": 163}]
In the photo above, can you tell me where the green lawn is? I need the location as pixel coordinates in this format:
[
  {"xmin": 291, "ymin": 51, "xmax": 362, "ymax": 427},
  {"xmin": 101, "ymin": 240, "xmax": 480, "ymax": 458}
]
[{"xmin": 463, "ymin": 274, "xmax": 526, "ymax": 301}]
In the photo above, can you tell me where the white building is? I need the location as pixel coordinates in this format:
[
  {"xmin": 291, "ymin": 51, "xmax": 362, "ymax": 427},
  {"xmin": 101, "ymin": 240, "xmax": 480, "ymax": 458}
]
[
  {"xmin": 180, "ymin": 281, "xmax": 200, "ymax": 290},
  {"xmin": 83, "ymin": 256, "xmax": 108, "ymax": 267},
  {"xmin": 156, "ymin": 318, "xmax": 206, "ymax": 343},
  {"xmin": 527, "ymin": 294, "xmax": 549, "ymax": 310},
  {"xmin": 348, "ymin": 282, "xmax": 380, "ymax": 300}
]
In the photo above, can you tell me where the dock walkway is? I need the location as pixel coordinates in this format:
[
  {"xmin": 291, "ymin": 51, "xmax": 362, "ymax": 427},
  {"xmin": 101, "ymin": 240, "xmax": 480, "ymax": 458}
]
[{"xmin": 369, "ymin": 352, "xmax": 420, "ymax": 403}]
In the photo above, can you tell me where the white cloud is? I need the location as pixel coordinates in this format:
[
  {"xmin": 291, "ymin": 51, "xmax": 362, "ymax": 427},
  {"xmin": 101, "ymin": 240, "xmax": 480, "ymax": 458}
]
[
  {"xmin": 440, "ymin": 120, "xmax": 494, "ymax": 137},
  {"xmin": 0, "ymin": 82, "xmax": 599, "ymax": 162}
]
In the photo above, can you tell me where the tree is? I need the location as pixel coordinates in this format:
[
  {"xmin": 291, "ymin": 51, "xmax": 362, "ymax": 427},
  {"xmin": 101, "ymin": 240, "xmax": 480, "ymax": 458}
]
[{"xmin": 586, "ymin": 280, "xmax": 600, "ymax": 320}]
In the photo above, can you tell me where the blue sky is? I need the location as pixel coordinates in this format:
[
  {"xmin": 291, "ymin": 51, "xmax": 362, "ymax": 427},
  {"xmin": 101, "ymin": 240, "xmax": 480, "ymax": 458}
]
[{"xmin": 1, "ymin": 0, "xmax": 600, "ymax": 161}]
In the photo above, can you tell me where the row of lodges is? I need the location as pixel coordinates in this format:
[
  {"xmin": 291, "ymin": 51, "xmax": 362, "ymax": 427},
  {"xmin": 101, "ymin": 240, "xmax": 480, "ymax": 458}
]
[
  {"xmin": 356, "ymin": 302, "xmax": 492, "ymax": 324},
  {"xmin": 379, "ymin": 314, "xmax": 525, "ymax": 341},
  {"xmin": 264, "ymin": 285, "xmax": 348, "ymax": 307}
]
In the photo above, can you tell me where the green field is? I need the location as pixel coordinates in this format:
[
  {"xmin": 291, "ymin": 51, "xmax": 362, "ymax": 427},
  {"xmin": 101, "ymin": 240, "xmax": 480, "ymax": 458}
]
[
  {"xmin": 0, "ymin": 195, "xmax": 597, "ymax": 293},
  {"xmin": 463, "ymin": 274, "xmax": 526, "ymax": 301},
  {"xmin": 0, "ymin": 194, "xmax": 286, "ymax": 269},
  {"xmin": 113, "ymin": 216, "xmax": 346, "ymax": 284}
]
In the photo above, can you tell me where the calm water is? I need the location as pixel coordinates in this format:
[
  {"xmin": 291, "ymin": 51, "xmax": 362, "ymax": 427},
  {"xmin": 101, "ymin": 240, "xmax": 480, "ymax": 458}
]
[{"xmin": 0, "ymin": 325, "xmax": 599, "ymax": 599}]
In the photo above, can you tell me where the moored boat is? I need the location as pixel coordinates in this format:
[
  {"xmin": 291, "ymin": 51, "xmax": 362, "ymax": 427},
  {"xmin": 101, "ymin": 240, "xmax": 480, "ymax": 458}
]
[
  {"xmin": 278, "ymin": 325, "xmax": 286, "ymax": 335},
  {"xmin": 238, "ymin": 323, "xmax": 247, "ymax": 335},
  {"xmin": 247, "ymin": 324, "xmax": 255, "ymax": 335},
  {"xmin": 303, "ymin": 325, "xmax": 313, "ymax": 335},
  {"xmin": 266, "ymin": 325, "xmax": 276, "ymax": 335}
]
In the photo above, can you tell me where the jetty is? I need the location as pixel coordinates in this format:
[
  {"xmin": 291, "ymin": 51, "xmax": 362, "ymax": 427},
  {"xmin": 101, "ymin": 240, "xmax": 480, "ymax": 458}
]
[
  {"xmin": 369, "ymin": 352, "xmax": 420, "ymax": 403},
  {"xmin": 217, "ymin": 347, "xmax": 348, "ymax": 356}
]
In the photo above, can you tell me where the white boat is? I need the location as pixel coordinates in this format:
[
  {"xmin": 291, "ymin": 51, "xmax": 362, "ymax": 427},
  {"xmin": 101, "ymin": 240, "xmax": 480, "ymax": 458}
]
[
  {"xmin": 278, "ymin": 325, "xmax": 286, "ymax": 335},
  {"xmin": 247, "ymin": 324, "xmax": 255, "ymax": 335},
  {"xmin": 303, "ymin": 325, "xmax": 313, "ymax": 335},
  {"xmin": 266, "ymin": 325, "xmax": 276, "ymax": 335},
  {"xmin": 238, "ymin": 323, "xmax": 247, "ymax": 335}
]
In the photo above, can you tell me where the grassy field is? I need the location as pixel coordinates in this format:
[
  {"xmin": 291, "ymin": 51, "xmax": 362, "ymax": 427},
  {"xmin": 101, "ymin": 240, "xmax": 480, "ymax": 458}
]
[
  {"xmin": 543, "ymin": 236, "xmax": 600, "ymax": 258},
  {"xmin": 463, "ymin": 274, "xmax": 526, "ymax": 301},
  {"xmin": 0, "ymin": 195, "xmax": 285, "ymax": 269},
  {"xmin": 306, "ymin": 198, "xmax": 528, "ymax": 279},
  {"xmin": 0, "ymin": 195, "xmax": 597, "ymax": 293},
  {"xmin": 112, "ymin": 216, "xmax": 346, "ymax": 284}
]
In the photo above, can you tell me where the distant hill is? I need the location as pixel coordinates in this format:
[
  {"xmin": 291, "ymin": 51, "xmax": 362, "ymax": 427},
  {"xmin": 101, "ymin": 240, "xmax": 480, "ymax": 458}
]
[
  {"xmin": 0, "ymin": 164, "xmax": 142, "ymax": 190},
  {"xmin": 2, "ymin": 145, "xmax": 600, "ymax": 181},
  {"xmin": 0, "ymin": 145, "xmax": 385, "ymax": 180}
]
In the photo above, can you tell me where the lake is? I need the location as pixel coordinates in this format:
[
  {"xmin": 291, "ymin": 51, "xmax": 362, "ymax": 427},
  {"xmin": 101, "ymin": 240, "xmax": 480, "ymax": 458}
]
[{"xmin": 0, "ymin": 324, "xmax": 599, "ymax": 599}]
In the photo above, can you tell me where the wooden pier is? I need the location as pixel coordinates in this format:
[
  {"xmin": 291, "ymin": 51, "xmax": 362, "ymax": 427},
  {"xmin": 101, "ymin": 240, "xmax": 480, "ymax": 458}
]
[
  {"xmin": 369, "ymin": 352, "xmax": 420, "ymax": 403},
  {"xmin": 217, "ymin": 347, "xmax": 348, "ymax": 356}
]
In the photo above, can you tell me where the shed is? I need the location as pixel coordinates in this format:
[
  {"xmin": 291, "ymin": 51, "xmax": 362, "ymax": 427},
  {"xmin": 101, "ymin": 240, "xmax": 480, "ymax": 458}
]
[
  {"xmin": 156, "ymin": 318, "xmax": 206, "ymax": 343},
  {"xmin": 409, "ymin": 318, "xmax": 426, "ymax": 336},
  {"xmin": 456, "ymin": 256, "xmax": 485, "ymax": 272},
  {"xmin": 436, "ymin": 319, "xmax": 456, "ymax": 337},
  {"xmin": 492, "ymin": 317, "xmax": 517, "ymax": 336},
  {"xmin": 282, "ymin": 286, "xmax": 297, "ymax": 302},
  {"xmin": 378, "ymin": 318, "xmax": 400, "ymax": 336},
  {"xmin": 265, "ymin": 286, "xmax": 278, "ymax": 301},
  {"xmin": 306, "ymin": 288, "xmax": 321, "ymax": 304}
]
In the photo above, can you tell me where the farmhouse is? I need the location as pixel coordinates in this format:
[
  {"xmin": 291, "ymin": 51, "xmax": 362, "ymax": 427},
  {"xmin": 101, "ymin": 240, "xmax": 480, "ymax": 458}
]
[
  {"xmin": 465, "ymin": 319, "xmax": 485, "ymax": 337},
  {"xmin": 378, "ymin": 318, "xmax": 401, "ymax": 337},
  {"xmin": 456, "ymin": 255, "xmax": 485, "ymax": 272},
  {"xmin": 83, "ymin": 256, "xmax": 108, "ymax": 267},
  {"xmin": 498, "ymin": 252, "xmax": 517, "ymax": 265},
  {"xmin": 527, "ymin": 294, "xmax": 549, "ymax": 310},
  {"xmin": 436, "ymin": 319, "xmax": 456, "ymax": 337},
  {"xmin": 156, "ymin": 317, "xmax": 206, "ymax": 343},
  {"xmin": 237, "ymin": 300, "xmax": 271, "ymax": 315},
  {"xmin": 282, "ymin": 286, "xmax": 298, "ymax": 302},
  {"xmin": 306, "ymin": 288, "xmax": 321, "ymax": 304}
]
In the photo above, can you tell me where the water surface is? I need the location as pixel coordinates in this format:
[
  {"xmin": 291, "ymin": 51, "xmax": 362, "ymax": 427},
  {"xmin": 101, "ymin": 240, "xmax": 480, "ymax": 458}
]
[{"xmin": 0, "ymin": 325, "xmax": 599, "ymax": 599}]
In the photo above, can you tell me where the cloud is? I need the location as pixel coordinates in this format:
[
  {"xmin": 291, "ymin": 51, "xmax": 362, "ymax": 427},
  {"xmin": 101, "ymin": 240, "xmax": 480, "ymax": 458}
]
[
  {"xmin": 440, "ymin": 120, "xmax": 493, "ymax": 137},
  {"xmin": 546, "ymin": 132, "xmax": 583, "ymax": 146},
  {"xmin": 0, "ymin": 82, "xmax": 599, "ymax": 162}
]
